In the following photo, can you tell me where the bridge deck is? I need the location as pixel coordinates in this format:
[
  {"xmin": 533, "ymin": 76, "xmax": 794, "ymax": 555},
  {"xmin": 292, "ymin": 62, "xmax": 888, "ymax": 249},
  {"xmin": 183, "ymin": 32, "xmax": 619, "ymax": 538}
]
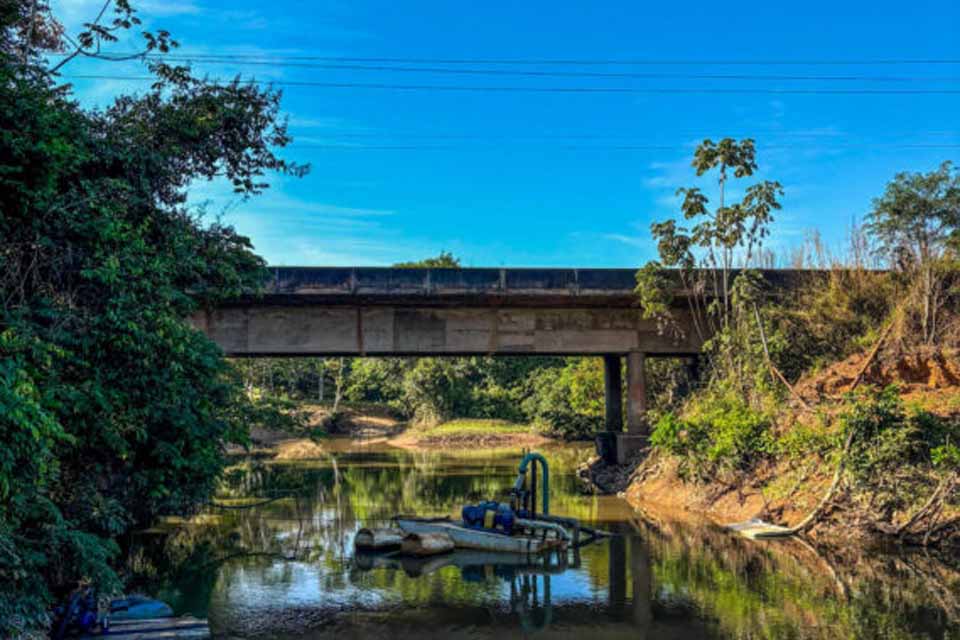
[
  {"xmin": 238, "ymin": 266, "xmax": 816, "ymax": 308},
  {"xmin": 194, "ymin": 267, "xmax": 824, "ymax": 358}
]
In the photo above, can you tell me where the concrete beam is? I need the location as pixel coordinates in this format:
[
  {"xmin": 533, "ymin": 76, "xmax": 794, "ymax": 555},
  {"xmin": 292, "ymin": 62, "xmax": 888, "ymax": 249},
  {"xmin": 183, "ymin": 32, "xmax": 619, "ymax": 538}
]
[
  {"xmin": 194, "ymin": 306, "xmax": 703, "ymax": 356},
  {"xmin": 197, "ymin": 267, "xmax": 826, "ymax": 358}
]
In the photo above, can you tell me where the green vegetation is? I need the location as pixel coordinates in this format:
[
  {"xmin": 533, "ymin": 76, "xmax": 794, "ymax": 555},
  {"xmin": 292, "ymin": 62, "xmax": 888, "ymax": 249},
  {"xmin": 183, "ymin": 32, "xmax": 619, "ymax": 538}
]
[
  {"xmin": 0, "ymin": 3, "xmax": 302, "ymax": 635},
  {"xmin": 865, "ymin": 161, "xmax": 960, "ymax": 345},
  {"xmin": 841, "ymin": 387, "xmax": 959, "ymax": 519},
  {"xmin": 411, "ymin": 418, "xmax": 534, "ymax": 438},
  {"xmin": 637, "ymin": 141, "xmax": 959, "ymax": 543},
  {"xmin": 235, "ymin": 352, "xmax": 610, "ymax": 439},
  {"xmin": 393, "ymin": 251, "xmax": 461, "ymax": 269},
  {"xmin": 651, "ymin": 392, "xmax": 774, "ymax": 479}
]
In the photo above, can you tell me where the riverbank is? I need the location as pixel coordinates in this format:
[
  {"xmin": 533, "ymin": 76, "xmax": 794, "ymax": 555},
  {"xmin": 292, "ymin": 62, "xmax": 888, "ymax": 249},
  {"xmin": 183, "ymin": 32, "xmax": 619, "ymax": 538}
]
[
  {"xmin": 243, "ymin": 404, "xmax": 556, "ymax": 459},
  {"xmin": 389, "ymin": 419, "xmax": 551, "ymax": 449},
  {"xmin": 616, "ymin": 348, "xmax": 960, "ymax": 549}
]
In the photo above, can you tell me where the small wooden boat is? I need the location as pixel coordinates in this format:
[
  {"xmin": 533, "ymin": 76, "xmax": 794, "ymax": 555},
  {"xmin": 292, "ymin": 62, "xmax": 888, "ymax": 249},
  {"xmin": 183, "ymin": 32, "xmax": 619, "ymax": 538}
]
[{"xmin": 395, "ymin": 517, "xmax": 566, "ymax": 555}]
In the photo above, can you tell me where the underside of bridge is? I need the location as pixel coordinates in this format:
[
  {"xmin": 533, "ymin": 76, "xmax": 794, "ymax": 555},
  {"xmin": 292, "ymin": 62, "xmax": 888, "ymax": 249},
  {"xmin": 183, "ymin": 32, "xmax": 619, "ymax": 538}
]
[{"xmin": 195, "ymin": 267, "xmax": 811, "ymax": 462}]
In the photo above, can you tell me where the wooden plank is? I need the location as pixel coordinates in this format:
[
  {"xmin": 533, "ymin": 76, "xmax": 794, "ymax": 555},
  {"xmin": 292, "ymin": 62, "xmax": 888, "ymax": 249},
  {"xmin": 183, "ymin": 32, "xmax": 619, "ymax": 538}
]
[{"xmin": 80, "ymin": 616, "xmax": 210, "ymax": 639}]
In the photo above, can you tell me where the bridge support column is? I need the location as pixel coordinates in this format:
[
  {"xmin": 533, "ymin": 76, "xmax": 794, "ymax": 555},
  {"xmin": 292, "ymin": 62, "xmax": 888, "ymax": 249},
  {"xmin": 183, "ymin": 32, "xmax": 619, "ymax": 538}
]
[
  {"xmin": 614, "ymin": 352, "xmax": 649, "ymax": 464},
  {"xmin": 626, "ymin": 352, "xmax": 647, "ymax": 434},
  {"xmin": 603, "ymin": 355, "xmax": 623, "ymax": 432}
]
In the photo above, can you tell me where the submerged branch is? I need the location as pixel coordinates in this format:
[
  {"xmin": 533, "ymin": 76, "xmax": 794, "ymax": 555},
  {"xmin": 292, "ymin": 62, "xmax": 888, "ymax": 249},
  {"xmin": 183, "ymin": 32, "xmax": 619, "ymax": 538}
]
[{"xmin": 782, "ymin": 427, "xmax": 856, "ymax": 535}]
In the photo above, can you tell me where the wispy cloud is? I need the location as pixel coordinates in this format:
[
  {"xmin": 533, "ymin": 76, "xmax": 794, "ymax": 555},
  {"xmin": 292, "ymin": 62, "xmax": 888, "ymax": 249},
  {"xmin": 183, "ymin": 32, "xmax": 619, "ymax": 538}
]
[
  {"xmin": 600, "ymin": 233, "xmax": 649, "ymax": 249},
  {"xmin": 181, "ymin": 175, "xmax": 450, "ymax": 266},
  {"xmin": 137, "ymin": 0, "xmax": 201, "ymax": 17}
]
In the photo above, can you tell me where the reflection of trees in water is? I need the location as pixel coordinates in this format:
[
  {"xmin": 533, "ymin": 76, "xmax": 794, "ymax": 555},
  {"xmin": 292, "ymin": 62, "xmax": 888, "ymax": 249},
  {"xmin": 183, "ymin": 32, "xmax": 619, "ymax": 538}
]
[
  {"xmin": 631, "ymin": 512, "xmax": 960, "ymax": 639},
  {"xmin": 132, "ymin": 446, "xmax": 602, "ymax": 616},
  {"xmin": 130, "ymin": 445, "xmax": 959, "ymax": 639}
]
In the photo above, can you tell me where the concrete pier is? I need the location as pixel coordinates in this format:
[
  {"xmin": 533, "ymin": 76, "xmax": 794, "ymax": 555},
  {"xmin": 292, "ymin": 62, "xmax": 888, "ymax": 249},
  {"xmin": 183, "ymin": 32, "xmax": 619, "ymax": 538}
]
[
  {"xmin": 599, "ymin": 351, "xmax": 650, "ymax": 464},
  {"xmin": 609, "ymin": 351, "xmax": 649, "ymax": 464},
  {"xmin": 626, "ymin": 352, "xmax": 648, "ymax": 435},
  {"xmin": 603, "ymin": 355, "xmax": 623, "ymax": 432}
]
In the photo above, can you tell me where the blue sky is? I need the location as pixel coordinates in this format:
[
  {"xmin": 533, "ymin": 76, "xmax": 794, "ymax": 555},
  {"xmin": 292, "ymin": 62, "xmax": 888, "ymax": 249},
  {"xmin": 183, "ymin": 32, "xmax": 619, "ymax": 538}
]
[{"xmin": 57, "ymin": 0, "xmax": 959, "ymax": 267}]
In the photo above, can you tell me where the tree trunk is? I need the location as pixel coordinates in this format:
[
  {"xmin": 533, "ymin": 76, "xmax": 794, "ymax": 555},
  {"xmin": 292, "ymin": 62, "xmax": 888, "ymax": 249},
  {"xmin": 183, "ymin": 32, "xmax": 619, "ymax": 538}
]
[
  {"xmin": 332, "ymin": 357, "xmax": 345, "ymax": 412},
  {"xmin": 922, "ymin": 264, "xmax": 931, "ymax": 343},
  {"xmin": 718, "ymin": 166, "xmax": 729, "ymax": 326}
]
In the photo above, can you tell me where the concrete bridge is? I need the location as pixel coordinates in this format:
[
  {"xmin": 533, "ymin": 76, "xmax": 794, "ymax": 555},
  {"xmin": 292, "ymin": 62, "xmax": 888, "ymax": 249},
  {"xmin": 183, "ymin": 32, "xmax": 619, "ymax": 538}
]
[{"xmin": 193, "ymin": 266, "xmax": 814, "ymax": 461}]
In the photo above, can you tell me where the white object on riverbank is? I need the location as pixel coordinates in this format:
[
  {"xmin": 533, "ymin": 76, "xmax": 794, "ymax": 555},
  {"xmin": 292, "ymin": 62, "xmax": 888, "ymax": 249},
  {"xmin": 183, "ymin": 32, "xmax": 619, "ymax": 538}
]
[{"xmin": 726, "ymin": 518, "xmax": 797, "ymax": 539}]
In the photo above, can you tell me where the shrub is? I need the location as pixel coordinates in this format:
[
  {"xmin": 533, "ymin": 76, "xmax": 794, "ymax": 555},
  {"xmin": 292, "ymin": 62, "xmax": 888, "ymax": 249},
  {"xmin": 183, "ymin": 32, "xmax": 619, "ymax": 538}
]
[
  {"xmin": 701, "ymin": 402, "xmax": 774, "ymax": 469},
  {"xmin": 521, "ymin": 364, "xmax": 603, "ymax": 440},
  {"xmin": 651, "ymin": 412, "xmax": 704, "ymax": 457},
  {"xmin": 650, "ymin": 391, "xmax": 773, "ymax": 479},
  {"xmin": 843, "ymin": 386, "xmax": 960, "ymax": 485},
  {"xmin": 775, "ymin": 418, "xmax": 836, "ymax": 460},
  {"xmin": 402, "ymin": 358, "xmax": 477, "ymax": 424},
  {"xmin": 344, "ymin": 358, "xmax": 409, "ymax": 410}
]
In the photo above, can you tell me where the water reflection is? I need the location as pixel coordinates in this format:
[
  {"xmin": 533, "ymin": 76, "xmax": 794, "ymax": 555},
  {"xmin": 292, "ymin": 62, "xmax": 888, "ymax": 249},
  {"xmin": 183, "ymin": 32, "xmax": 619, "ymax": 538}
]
[{"xmin": 130, "ymin": 442, "xmax": 960, "ymax": 639}]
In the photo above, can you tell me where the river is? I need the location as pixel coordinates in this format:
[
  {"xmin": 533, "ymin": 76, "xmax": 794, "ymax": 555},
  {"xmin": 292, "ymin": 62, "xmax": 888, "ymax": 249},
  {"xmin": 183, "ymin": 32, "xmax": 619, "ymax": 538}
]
[{"xmin": 132, "ymin": 441, "xmax": 960, "ymax": 639}]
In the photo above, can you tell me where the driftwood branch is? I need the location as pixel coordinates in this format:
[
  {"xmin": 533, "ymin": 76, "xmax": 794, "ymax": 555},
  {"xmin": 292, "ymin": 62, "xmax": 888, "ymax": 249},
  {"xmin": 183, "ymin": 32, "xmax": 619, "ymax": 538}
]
[
  {"xmin": 752, "ymin": 303, "xmax": 813, "ymax": 411},
  {"xmin": 781, "ymin": 427, "xmax": 856, "ymax": 535},
  {"xmin": 847, "ymin": 315, "xmax": 897, "ymax": 393},
  {"xmin": 896, "ymin": 471, "xmax": 959, "ymax": 537}
]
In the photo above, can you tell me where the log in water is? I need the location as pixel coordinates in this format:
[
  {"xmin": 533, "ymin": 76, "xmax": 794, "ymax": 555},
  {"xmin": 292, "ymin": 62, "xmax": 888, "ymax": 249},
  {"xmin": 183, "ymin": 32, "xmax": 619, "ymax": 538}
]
[
  {"xmin": 401, "ymin": 532, "xmax": 456, "ymax": 556},
  {"xmin": 354, "ymin": 527, "xmax": 405, "ymax": 550}
]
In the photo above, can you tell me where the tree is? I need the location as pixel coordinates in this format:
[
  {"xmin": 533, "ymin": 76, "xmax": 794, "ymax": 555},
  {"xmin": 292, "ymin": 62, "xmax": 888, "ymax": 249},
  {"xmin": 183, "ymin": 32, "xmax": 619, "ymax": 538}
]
[
  {"xmin": 394, "ymin": 251, "xmax": 461, "ymax": 268},
  {"xmin": 0, "ymin": 2, "xmax": 304, "ymax": 634},
  {"xmin": 865, "ymin": 162, "xmax": 960, "ymax": 344},
  {"xmin": 637, "ymin": 138, "xmax": 783, "ymax": 336}
]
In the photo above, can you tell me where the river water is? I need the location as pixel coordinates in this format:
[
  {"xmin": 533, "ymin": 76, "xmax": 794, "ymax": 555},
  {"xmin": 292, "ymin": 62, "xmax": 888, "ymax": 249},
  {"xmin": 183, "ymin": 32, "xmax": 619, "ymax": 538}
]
[{"xmin": 133, "ymin": 441, "xmax": 960, "ymax": 639}]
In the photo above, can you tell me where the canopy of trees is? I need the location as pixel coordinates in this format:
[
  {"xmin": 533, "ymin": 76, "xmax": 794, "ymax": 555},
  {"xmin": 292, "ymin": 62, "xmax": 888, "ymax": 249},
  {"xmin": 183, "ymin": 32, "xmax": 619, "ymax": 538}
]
[{"xmin": 0, "ymin": 2, "xmax": 302, "ymax": 634}]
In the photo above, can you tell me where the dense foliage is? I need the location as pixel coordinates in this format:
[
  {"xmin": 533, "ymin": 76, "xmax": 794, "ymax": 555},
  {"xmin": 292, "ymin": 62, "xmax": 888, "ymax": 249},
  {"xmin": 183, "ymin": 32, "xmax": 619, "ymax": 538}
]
[
  {"xmin": 640, "ymin": 142, "xmax": 959, "ymax": 540},
  {"xmin": 235, "ymin": 353, "xmax": 613, "ymax": 438},
  {"xmin": 841, "ymin": 386, "xmax": 959, "ymax": 518},
  {"xmin": 866, "ymin": 161, "xmax": 960, "ymax": 344},
  {"xmin": 0, "ymin": 3, "xmax": 302, "ymax": 635}
]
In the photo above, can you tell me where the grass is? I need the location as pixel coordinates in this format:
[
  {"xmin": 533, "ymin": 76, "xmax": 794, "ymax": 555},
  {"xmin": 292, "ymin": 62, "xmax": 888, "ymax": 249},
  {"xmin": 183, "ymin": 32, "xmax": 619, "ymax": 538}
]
[{"xmin": 414, "ymin": 418, "xmax": 535, "ymax": 437}]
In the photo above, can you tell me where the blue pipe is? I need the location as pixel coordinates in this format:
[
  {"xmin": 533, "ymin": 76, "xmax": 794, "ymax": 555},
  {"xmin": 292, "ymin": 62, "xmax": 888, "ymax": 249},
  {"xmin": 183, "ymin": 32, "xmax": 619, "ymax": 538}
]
[{"xmin": 516, "ymin": 452, "xmax": 549, "ymax": 515}]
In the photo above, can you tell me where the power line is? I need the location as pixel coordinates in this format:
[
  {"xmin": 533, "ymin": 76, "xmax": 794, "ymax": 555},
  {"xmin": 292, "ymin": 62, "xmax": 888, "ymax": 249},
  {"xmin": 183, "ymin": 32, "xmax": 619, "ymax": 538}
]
[
  {"xmin": 63, "ymin": 75, "xmax": 960, "ymax": 94},
  {"xmin": 99, "ymin": 57, "xmax": 960, "ymax": 82},
  {"xmin": 285, "ymin": 143, "xmax": 960, "ymax": 150},
  {"xmin": 66, "ymin": 52, "xmax": 960, "ymax": 66},
  {"xmin": 294, "ymin": 131, "xmax": 959, "ymax": 140}
]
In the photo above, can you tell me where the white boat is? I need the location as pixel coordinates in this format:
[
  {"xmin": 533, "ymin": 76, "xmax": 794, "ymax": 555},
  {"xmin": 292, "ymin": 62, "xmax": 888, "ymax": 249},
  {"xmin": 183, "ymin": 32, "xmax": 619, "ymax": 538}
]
[
  {"xmin": 395, "ymin": 517, "xmax": 566, "ymax": 555},
  {"xmin": 355, "ymin": 547, "xmax": 571, "ymax": 577}
]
